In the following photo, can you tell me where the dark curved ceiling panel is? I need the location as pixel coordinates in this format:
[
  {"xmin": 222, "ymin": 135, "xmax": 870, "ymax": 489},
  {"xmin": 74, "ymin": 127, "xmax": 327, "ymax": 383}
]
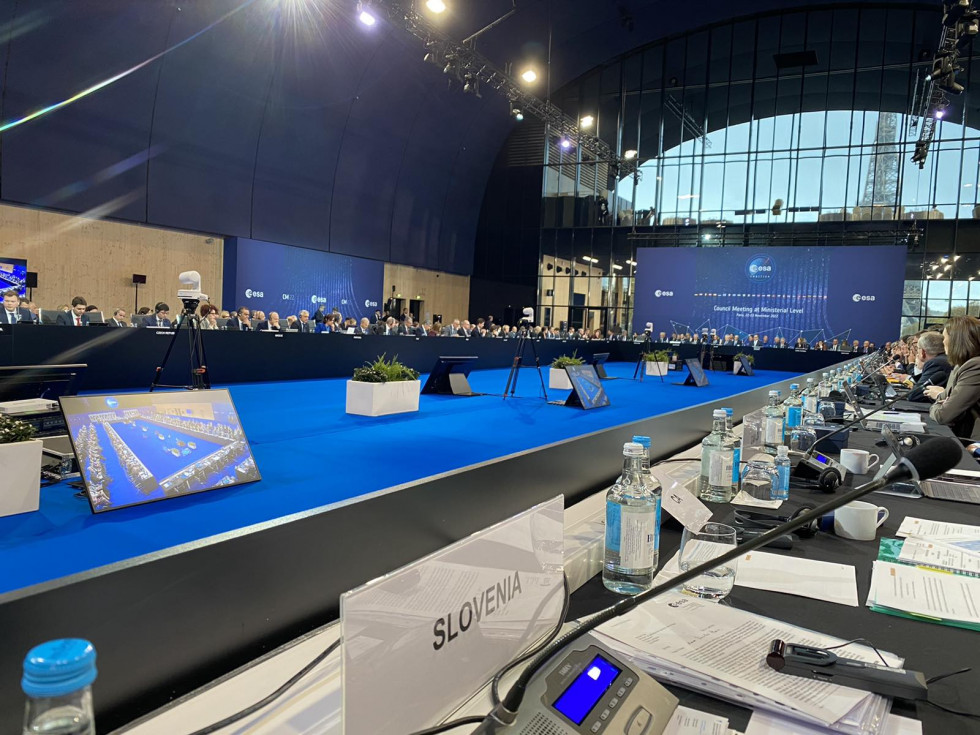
[{"xmin": 0, "ymin": 0, "xmax": 926, "ymax": 275}]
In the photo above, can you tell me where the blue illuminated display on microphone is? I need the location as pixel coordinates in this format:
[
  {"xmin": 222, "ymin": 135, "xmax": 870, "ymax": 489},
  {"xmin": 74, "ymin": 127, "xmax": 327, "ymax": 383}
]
[{"xmin": 552, "ymin": 655, "xmax": 621, "ymax": 725}]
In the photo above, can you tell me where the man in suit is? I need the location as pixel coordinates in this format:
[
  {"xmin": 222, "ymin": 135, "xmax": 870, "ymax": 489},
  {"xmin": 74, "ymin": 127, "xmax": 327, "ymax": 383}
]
[
  {"xmin": 442, "ymin": 319, "xmax": 462, "ymax": 336},
  {"xmin": 145, "ymin": 302, "xmax": 172, "ymax": 329},
  {"xmin": 291, "ymin": 310, "xmax": 314, "ymax": 333},
  {"xmin": 1, "ymin": 290, "xmax": 32, "ymax": 325},
  {"xmin": 107, "ymin": 308, "xmax": 129, "ymax": 328},
  {"xmin": 907, "ymin": 331, "xmax": 952, "ymax": 403},
  {"xmin": 355, "ymin": 317, "xmax": 372, "ymax": 335},
  {"xmin": 56, "ymin": 296, "xmax": 90, "ymax": 326},
  {"xmin": 830, "ymin": 338, "xmax": 840, "ymax": 351},
  {"xmin": 256, "ymin": 311, "xmax": 284, "ymax": 332},
  {"xmin": 227, "ymin": 307, "xmax": 253, "ymax": 332}
]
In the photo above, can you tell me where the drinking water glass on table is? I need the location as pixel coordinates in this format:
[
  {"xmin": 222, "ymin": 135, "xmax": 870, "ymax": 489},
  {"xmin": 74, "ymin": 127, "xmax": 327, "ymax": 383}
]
[{"xmin": 678, "ymin": 522, "xmax": 738, "ymax": 600}]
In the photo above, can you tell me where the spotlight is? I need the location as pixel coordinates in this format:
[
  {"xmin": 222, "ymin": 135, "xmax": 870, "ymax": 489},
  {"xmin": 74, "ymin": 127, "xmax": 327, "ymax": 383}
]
[
  {"xmin": 626, "ymin": 259, "xmax": 637, "ymax": 266},
  {"xmin": 521, "ymin": 68, "xmax": 538, "ymax": 83},
  {"xmin": 463, "ymin": 74, "xmax": 478, "ymax": 94},
  {"xmin": 357, "ymin": 2, "xmax": 377, "ymax": 26},
  {"xmin": 560, "ymin": 138, "xmax": 573, "ymax": 150},
  {"xmin": 580, "ymin": 115, "xmax": 595, "ymax": 128},
  {"xmin": 936, "ymin": 108, "xmax": 946, "ymax": 119},
  {"xmin": 623, "ymin": 149, "xmax": 638, "ymax": 160},
  {"xmin": 612, "ymin": 264, "xmax": 623, "ymax": 270},
  {"xmin": 425, "ymin": 0, "xmax": 446, "ymax": 12}
]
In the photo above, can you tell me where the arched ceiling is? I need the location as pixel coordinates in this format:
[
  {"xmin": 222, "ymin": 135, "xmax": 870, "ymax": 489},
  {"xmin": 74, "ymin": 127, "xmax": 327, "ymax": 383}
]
[{"xmin": 0, "ymin": 1, "xmax": 932, "ymax": 274}]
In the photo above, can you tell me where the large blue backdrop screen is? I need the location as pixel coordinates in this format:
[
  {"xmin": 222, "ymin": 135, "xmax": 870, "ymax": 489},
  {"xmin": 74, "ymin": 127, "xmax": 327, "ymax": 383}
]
[
  {"xmin": 222, "ymin": 238, "xmax": 384, "ymax": 321},
  {"xmin": 633, "ymin": 246, "xmax": 907, "ymax": 345}
]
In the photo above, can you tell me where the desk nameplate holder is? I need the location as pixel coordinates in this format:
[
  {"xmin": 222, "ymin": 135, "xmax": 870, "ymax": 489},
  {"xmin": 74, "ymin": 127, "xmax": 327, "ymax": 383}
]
[{"xmin": 340, "ymin": 495, "xmax": 565, "ymax": 735}]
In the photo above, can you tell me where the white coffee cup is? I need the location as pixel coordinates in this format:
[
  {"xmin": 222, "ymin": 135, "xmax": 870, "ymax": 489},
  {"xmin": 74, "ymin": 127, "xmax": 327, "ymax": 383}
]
[
  {"xmin": 834, "ymin": 501, "xmax": 889, "ymax": 541},
  {"xmin": 839, "ymin": 448, "xmax": 880, "ymax": 475}
]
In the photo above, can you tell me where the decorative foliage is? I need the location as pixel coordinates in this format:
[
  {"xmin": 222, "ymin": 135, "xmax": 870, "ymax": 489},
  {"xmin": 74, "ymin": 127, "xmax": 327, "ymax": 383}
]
[
  {"xmin": 734, "ymin": 352, "xmax": 755, "ymax": 365},
  {"xmin": 642, "ymin": 350, "xmax": 671, "ymax": 363},
  {"xmin": 352, "ymin": 354, "xmax": 420, "ymax": 383},
  {"xmin": 551, "ymin": 351, "xmax": 585, "ymax": 369},
  {"xmin": 0, "ymin": 414, "xmax": 37, "ymax": 445}
]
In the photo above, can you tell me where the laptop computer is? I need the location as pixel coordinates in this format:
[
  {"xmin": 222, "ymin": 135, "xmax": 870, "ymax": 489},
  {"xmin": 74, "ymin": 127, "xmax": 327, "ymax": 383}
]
[{"xmin": 920, "ymin": 469, "xmax": 980, "ymax": 504}]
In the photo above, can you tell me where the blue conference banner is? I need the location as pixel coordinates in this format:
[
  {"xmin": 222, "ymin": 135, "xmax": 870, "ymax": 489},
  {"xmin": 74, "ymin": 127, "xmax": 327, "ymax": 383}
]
[
  {"xmin": 633, "ymin": 245, "xmax": 906, "ymax": 345},
  {"xmin": 223, "ymin": 238, "xmax": 384, "ymax": 321}
]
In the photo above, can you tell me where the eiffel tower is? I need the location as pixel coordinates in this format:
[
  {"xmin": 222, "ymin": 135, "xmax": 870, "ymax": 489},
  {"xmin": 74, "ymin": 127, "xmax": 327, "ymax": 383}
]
[{"xmin": 861, "ymin": 112, "xmax": 901, "ymax": 210}]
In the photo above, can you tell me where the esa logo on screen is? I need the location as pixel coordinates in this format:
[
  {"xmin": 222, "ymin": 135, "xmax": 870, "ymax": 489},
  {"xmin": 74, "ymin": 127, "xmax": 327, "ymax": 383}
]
[
  {"xmin": 364, "ymin": 299, "xmax": 379, "ymax": 308},
  {"xmin": 104, "ymin": 397, "xmax": 119, "ymax": 409},
  {"xmin": 654, "ymin": 289, "xmax": 674, "ymax": 298},
  {"xmin": 746, "ymin": 254, "xmax": 775, "ymax": 280},
  {"xmin": 310, "ymin": 295, "xmax": 328, "ymax": 304},
  {"xmin": 852, "ymin": 293, "xmax": 876, "ymax": 303},
  {"xmin": 244, "ymin": 288, "xmax": 264, "ymax": 299}
]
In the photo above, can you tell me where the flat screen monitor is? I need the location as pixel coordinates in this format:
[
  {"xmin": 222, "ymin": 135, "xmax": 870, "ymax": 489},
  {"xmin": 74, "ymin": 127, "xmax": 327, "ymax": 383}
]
[
  {"xmin": 563, "ymin": 364, "xmax": 610, "ymax": 409},
  {"xmin": 591, "ymin": 352, "xmax": 611, "ymax": 379},
  {"xmin": 61, "ymin": 389, "xmax": 261, "ymax": 513},
  {"xmin": 421, "ymin": 356, "xmax": 479, "ymax": 396},
  {"xmin": 0, "ymin": 257, "xmax": 27, "ymax": 296},
  {"xmin": 678, "ymin": 358, "xmax": 710, "ymax": 387},
  {"xmin": 0, "ymin": 364, "xmax": 86, "ymax": 402}
]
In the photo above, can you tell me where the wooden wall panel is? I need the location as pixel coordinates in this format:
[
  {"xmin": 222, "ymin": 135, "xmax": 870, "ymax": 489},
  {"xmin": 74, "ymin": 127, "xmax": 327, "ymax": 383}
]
[
  {"xmin": 383, "ymin": 263, "xmax": 470, "ymax": 325},
  {"xmin": 0, "ymin": 203, "xmax": 223, "ymax": 318}
]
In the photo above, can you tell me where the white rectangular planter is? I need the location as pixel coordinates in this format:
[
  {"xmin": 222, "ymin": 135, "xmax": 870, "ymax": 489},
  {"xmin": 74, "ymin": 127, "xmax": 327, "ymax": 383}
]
[
  {"xmin": 0, "ymin": 439, "xmax": 43, "ymax": 518},
  {"xmin": 346, "ymin": 380, "xmax": 420, "ymax": 417},
  {"xmin": 644, "ymin": 361, "xmax": 669, "ymax": 377},
  {"xmin": 549, "ymin": 368, "xmax": 573, "ymax": 390}
]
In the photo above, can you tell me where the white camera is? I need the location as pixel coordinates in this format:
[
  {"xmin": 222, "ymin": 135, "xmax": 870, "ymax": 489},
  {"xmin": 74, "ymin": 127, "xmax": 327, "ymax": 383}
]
[{"xmin": 177, "ymin": 270, "xmax": 208, "ymax": 302}]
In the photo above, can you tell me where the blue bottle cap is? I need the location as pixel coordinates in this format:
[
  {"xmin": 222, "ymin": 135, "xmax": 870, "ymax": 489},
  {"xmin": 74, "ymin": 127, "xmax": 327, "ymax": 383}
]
[
  {"xmin": 790, "ymin": 383, "xmax": 799, "ymax": 390},
  {"xmin": 722, "ymin": 407, "xmax": 733, "ymax": 415},
  {"xmin": 22, "ymin": 639, "xmax": 97, "ymax": 698},
  {"xmin": 631, "ymin": 435, "xmax": 651, "ymax": 448}
]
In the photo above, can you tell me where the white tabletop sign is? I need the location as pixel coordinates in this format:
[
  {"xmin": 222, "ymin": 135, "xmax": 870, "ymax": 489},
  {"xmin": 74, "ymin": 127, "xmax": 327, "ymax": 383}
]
[{"xmin": 340, "ymin": 495, "xmax": 565, "ymax": 735}]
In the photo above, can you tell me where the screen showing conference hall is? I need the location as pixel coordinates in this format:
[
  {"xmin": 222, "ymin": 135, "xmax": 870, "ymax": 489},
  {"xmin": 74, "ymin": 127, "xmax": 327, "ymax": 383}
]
[
  {"xmin": 61, "ymin": 390, "xmax": 260, "ymax": 513},
  {"xmin": 0, "ymin": 256, "xmax": 27, "ymax": 296}
]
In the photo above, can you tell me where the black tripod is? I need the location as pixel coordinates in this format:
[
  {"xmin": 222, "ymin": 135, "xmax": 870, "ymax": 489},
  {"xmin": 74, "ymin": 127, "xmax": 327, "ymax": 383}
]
[
  {"xmin": 503, "ymin": 328, "xmax": 548, "ymax": 400},
  {"xmin": 149, "ymin": 299, "xmax": 210, "ymax": 391},
  {"xmin": 632, "ymin": 333, "xmax": 664, "ymax": 384}
]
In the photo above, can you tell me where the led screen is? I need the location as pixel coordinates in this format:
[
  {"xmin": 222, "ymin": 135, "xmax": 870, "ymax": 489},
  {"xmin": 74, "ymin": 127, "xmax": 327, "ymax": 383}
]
[
  {"xmin": 61, "ymin": 389, "xmax": 260, "ymax": 513},
  {"xmin": 0, "ymin": 257, "xmax": 27, "ymax": 296}
]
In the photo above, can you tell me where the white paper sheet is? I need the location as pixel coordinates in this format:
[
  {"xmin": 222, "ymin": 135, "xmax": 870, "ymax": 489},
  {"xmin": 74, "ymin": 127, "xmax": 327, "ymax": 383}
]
[
  {"xmin": 731, "ymin": 491, "xmax": 783, "ymax": 509},
  {"xmin": 896, "ymin": 516, "xmax": 980, "ymax": 540},
  {"xmin": 745, "ymin": 710, "xmax": 922, "ymax": 735},
  {"xmin": 868, "ymin": 561, "xmax": 980, "ymax": 625},
  {"xmin": 898, "ymin": 536, "xmax": 980, "ymax": 576},
  {"xmin": 662, "ymin": 706, "xmax": 729, "ymax": 735}
]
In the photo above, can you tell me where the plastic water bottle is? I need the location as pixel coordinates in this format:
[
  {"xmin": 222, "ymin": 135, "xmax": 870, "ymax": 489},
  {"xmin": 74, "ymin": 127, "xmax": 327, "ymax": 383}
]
[
  {"xmin": 631, "ymin": 435, "xmax": 661, "ymax": 572},
  {"xmin": 783, "ymin": 384, "xmax": 803, "ymax": 433},
  {"xmin": 604, "ymin": 442, "xmax": 659, "ymax": 594},
  {"xmin": 699, "ymin": 409, "xmax": 735, "ymax": 502},
  {"xmin": 723, "ymin": 408, "xmax": 741, "ymax": 488},
  {"xmin": 817, "ymin": 372, "xmax": 832, "ymax": 399},
  {"xmin": 773, "ymin": 446, "xmax": 791, "ymax": 501},
  {"xmin": 763, "ymin": 390, "xmax": 785, "ymax": 453},
  {"xmin": 22, "ymin": 639, "xmax": 97, "ymax": 735},
  {"xmin": 802, "ymin": 377, "xmax": 818, "ymax": 413}
]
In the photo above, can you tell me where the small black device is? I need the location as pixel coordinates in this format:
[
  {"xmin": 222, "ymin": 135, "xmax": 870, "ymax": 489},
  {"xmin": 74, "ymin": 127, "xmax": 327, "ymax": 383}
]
[
  {"xmin": 132, "ymin": 274, "xmax": 147, "ymax": 285},
  {"xmin": 421, "ymin": 356, "xmax": 479, "ymax": 396},
  {"xmin": 25, "ymin": 271, "xmax": 38, "ymax": 289},
  {"xmin": 766, "ymin": 640, "xmax": 929, "ymax": 700},
  {"xmin": 792, "ymin": 450, "xmax": 846, "ymax": 492}
]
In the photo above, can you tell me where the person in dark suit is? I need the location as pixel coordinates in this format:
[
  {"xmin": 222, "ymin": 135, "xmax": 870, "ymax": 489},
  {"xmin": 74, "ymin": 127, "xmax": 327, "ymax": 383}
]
[
  {"xmin": 290, "ymin": 309, "xmax": 314, "ymax": 333},
  {"xmin": 227, "ymin": 307, "xmax": 253, "ymax": 332},
  {"xmin": 355, "ymin": 317, "xmax": 372, "ymax": 335},
  {"xmin": 1, "ymin": 290, "xmax": 32, "ymax": 324},
  {"xmin": 56, "ymin": 296, "xmax": 90, "ymax": 326},
  {"xmin": 106, "ymin": 308, "xmax": 129, "ymax": 328},
  {"xmin": 907, "ymin": 331, "xmax": 952, "ymax": 403},
  {"xmin": 255, "ymin": 311, "xmax": 285, "ymax": 332},
  {"xmin": 144, "ymin": 302, "xmax": 172, "ymax": 329},
  {"xmin": 927, "ymin": 316, "xmax": 980, "ymax": 439}
]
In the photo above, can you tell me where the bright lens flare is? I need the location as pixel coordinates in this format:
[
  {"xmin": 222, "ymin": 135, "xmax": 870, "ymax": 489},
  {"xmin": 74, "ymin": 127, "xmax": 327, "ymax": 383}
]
[
  {"xmin": 521, "ymin": 69, "xmax": 537, "ymax": 83},
  {"xmin": 358, "ymin": 10, "xmax": 376, "ymax": 25},
  {"xmin": 426, "ymin": 0, "xmax": 447, "ymax": 12}
]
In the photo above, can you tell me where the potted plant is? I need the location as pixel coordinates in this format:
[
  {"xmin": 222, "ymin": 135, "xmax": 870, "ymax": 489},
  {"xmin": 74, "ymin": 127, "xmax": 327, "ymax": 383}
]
[
  {"xmin": 0, "ymin": 414, "xmax": 43, "ymax": 518},
  {"xmin": 733, "ymin": 352, "xmax": 755, "ymax": 375},
  {"xmin": 642, "ymin": 350, "xmax": 671, "ymax": 377},
  {"xmin": 549, "ymin": 352, "xmax": 585, "ymax": 390},
  {"xmin": 346, "ymin": 354, "xmax": 422, "ymax": 416}
]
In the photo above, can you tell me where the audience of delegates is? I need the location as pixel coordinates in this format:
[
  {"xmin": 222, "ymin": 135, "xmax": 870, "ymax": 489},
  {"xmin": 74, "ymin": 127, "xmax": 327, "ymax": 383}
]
[
  {"xmin": 926, "ymin": 315, "xmax": 980, "ymax": 440},
  {"xmin": 1, "ymin": 289, "xmax": 32, "ymax": 324}
]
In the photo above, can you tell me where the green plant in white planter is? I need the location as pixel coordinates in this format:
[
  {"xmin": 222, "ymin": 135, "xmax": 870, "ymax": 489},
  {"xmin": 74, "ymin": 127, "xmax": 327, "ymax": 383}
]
[
  {"xmin": 0, "ymin": 414, "xmax": 43, "ymax": 518},
  {"xmin": 642, "ymin": 349, "xmax": 671, "ymax": 376},
  {"xmin": 347, "ymin": 354, "xmax": 422, "ymax": 416},
  {"xmin": 549, "ymin": 352, "xmax": 585, "ymax": 389}
]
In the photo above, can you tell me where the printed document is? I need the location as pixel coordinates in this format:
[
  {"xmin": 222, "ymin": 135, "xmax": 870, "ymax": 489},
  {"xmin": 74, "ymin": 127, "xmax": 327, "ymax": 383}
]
[
  {"xmin": 897, "ymin": 536, "xmax": 980, "ymax": 576},
  {"xmin": 868, "ymin": 561, "xmax": 980, "ymax": 625},
  {"xmin": 897, "ymin": 516, "xmax": 980, "ymax": 540}
]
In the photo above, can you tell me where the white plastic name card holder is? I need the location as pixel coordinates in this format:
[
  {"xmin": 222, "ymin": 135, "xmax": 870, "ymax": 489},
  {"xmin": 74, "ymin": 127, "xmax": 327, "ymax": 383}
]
[{"xmin": 340, "ymin": 495, "xmax": 565, "ymax": 735}]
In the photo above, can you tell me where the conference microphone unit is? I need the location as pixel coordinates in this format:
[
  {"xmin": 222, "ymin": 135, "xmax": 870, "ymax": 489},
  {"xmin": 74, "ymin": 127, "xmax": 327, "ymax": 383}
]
[{"xmin": 472, "ymin": 438, "xmax": 964, "ymax": 734}]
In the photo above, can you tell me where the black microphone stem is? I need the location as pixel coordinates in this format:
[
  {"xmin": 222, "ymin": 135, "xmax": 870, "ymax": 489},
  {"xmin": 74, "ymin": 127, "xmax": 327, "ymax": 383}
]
[{"xmin": 802, "ymin": 391, "xmax": 906, "ymax": 460}]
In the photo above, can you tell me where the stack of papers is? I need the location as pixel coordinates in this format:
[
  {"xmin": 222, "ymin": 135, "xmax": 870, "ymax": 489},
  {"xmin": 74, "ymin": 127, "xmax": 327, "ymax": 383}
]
[
  {"xmin": 896, "ymin": 536, "xmax": 980, "ymax": 577},
  {"xmin": 897, "ymin": 517, "xmax": 980, "ymax": 549},
  {"xmin": 867, "ymin": 561, "xmax": 980, "ymax": 631},
  {"xmin": 595, "ymin": 593, "xmax": 897, "ymax": 735},
  {"xmin": 662, "ymin": 706, "xmax": 730, "ymax": 735}
]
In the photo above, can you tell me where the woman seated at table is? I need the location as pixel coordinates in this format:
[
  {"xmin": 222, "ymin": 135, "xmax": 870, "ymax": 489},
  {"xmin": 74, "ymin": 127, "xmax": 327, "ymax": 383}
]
[{"xmin": 925, "ymin": 315, "xmax": 980, "ymax": 440}]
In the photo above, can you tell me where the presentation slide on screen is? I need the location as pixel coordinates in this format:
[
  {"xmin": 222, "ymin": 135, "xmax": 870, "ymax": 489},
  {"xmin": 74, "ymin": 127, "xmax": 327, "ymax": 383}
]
[
  {"xmin": 0, "ymin": 257, "xmax": 27, "ymax": 296},
  {"xmin": 633, "ymin": 245, "xmax": 906, "ymax": 345},
  {"xmin": 223, "ymin": 238, "xmax": 384, "ymax": 321},
  {"xmin": 62, "ymin": 389, "xmax": 260, "ymax": 513}
]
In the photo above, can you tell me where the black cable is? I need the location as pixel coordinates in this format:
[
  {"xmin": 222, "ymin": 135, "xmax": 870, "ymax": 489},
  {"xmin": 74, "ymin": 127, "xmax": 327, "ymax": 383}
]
[
  {"xmin": 819, "ymin": 638, "xmax": 890, "ymax": 668},
  {"xmin": 186, "ymin": 637, "xmax": 343, "ymax": 735},
  {"xmin": 490, "ymin": 572, "xmax": 572, "ymax": 706},
  {"xmin": 922, "ymin": 697, "xmax": 980, "ymax": 719},
  {"xmin": 408, "ymin": 715, "xmax": 487, "ymax": 734},
  {"xmin": 927, "ymin": 667, "xmax": 972, "ymax": 685}
]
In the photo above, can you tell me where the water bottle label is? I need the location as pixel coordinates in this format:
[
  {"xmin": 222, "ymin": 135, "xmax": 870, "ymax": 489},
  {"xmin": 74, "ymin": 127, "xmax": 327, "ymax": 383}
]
[
  {"xmin": 805, "ymin": 396, "xmax": 817, "ymax": 413},
  {"xmin": 653, "ymin": 499, "xmax": 661, "ymax": 554},
  {"xmin": 620, "ymin": 507, "xmax": 656, "ymax": 568},
  {"xmin": 709, "ymin": 450, "xmax": 733, "ymax": 487},
  {"xmin": 786, "ymin": 406, "xmax": 802, "ymax": 428},
  {"xmin": 605, "ymin": 501, "xmax": 621, "ymax": 553},
  {"xmin": 732, "ymin": 446, "xmax": 741, "ymax": 483},
  {"xmin": 765, "ymin": 417, "xmax": 783, "ymax": 443}
]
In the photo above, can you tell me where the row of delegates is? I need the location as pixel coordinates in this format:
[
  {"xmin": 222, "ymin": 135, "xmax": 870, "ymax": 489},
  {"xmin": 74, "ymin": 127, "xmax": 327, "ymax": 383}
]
[{"xmin": 1, "ymin": 291, "xmax": 136, "ymax": 327}]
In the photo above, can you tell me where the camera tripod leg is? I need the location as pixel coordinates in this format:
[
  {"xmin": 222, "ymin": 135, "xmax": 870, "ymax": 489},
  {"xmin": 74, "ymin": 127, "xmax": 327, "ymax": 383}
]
[
  {"xmin": 150, "ymin": 317, "xmax": 185, "ymax": 392},
  {"xmin": 503, "ymin": 335, "xmax": 524, "ymax": 398},
  {"xmin": 526, "ymin": 336, "xmax": 549, "ymax": 401}
]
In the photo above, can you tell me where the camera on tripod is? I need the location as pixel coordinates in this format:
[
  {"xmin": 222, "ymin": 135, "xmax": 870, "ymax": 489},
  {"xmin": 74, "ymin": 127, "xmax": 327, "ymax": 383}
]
[
  {"xmin": 177, "ymin": 270, "xmax": 208, "ymax": 314},
  {"xmin": 519, "ymin": 307, "xmax": 534, "ymax": 327}
]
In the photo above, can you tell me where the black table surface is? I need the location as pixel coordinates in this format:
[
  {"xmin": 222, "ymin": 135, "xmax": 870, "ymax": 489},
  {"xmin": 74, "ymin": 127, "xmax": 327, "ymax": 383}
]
[{"xmin": 569, "ymin": 421, "xmax": 980, "ymax": 734}]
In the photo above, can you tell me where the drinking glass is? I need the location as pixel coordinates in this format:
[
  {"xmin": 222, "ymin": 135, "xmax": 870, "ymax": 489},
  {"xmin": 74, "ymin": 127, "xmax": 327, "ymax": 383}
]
[{"xmin": 679, "ymin": 523, "xmax": 738, "ymax": 600}]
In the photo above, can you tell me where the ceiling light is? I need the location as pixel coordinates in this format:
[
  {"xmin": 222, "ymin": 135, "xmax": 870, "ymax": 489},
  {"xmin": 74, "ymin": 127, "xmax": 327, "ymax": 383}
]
[
  {"xmin": 623, "ymin": 149, "xmax": 637, "ymax": 160},
  {"xmin": 612, "ymin": 264, "xmax": 623, "ymax": 270},
  {"xmin": 425, "ymin": 0, "xmax": 446, "ymax": 12},
  {"xmin": 580, "ymin": 115, "xmax": 594, "ymax": 128},
  {"xmin": 626, "ymin": 259, "xmax": 637, "ymax": 266},
  {"xmin": 560, "ymin": 138, "xmax": 573, "ymax": 150},
  {"xmin": 357, "ymin": 2, "xmax": 377, "ymax": 26},
  {"xmin": 521, "ymin": 68, "xmax": 538, "ymax": 83}
]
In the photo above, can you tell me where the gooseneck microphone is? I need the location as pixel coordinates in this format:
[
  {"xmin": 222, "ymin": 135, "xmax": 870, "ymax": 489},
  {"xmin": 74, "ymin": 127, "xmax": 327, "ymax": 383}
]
[
  {"xmin": 801, "ymin": 390, "xmax": 907, "ymax": 460},
  {"xmin": 473, "ymin": 437, "xmax": 964, "ymax": 733}
]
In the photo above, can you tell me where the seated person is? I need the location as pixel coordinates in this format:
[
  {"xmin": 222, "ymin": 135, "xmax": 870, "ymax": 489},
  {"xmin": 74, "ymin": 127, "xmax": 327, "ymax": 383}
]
[
  {"xmin": 291, "ymin": 310, "xmax": 315, "ymax": 333},
  {"xmin": 355, "ymin": 317, "xmax": 372, "ymax": 335},
  {"xmin": 1, "ymin": 289, "xmax": 32, "ymax": 324},
  {"xmin": 56, "ymin": 296, "xmax": 89, "ymax": 326},
  {"xmin": 907, "ymin": 331, "xmax": 951, "ymax": 403},
  {"xmin": 145, "ymin": 302, "xmax": 171, "ymax": 328},
  {"xmin": 199, "ymin": 306, "xmax": 220, "ymax": 330},
  {"xmin": 107, "ymin": 308, "xmax": 129, "ymax": 328},
  {"xmin": 925, "ymin": 316, "xmax": 980, "ymax": 439},
  {"xmin": 256, "ymin": 311, "xmax": 284, "ymax": 332},
  {"xmin": 227, "ymin": 307, "xmax": 252, "ymax": 331},
  {"xmin": 794, "ymin": 337, "xmax": 809, "ymax": 349},
  {"xmin": 316, "ymin": 314, "xmax": 338, "ymax": 333}
]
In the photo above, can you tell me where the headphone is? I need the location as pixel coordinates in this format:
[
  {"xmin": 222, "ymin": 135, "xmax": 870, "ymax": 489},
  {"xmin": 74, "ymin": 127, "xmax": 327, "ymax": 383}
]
[{"xmin": 733, "ymin": 506, "xmax": 830, "ymax": 540}]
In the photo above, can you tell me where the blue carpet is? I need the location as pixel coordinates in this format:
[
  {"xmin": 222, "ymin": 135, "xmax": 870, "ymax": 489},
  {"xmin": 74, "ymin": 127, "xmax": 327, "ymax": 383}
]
[{"xmin": 0, "ymin": 363, "xmax": 798, "ymax": 594}]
